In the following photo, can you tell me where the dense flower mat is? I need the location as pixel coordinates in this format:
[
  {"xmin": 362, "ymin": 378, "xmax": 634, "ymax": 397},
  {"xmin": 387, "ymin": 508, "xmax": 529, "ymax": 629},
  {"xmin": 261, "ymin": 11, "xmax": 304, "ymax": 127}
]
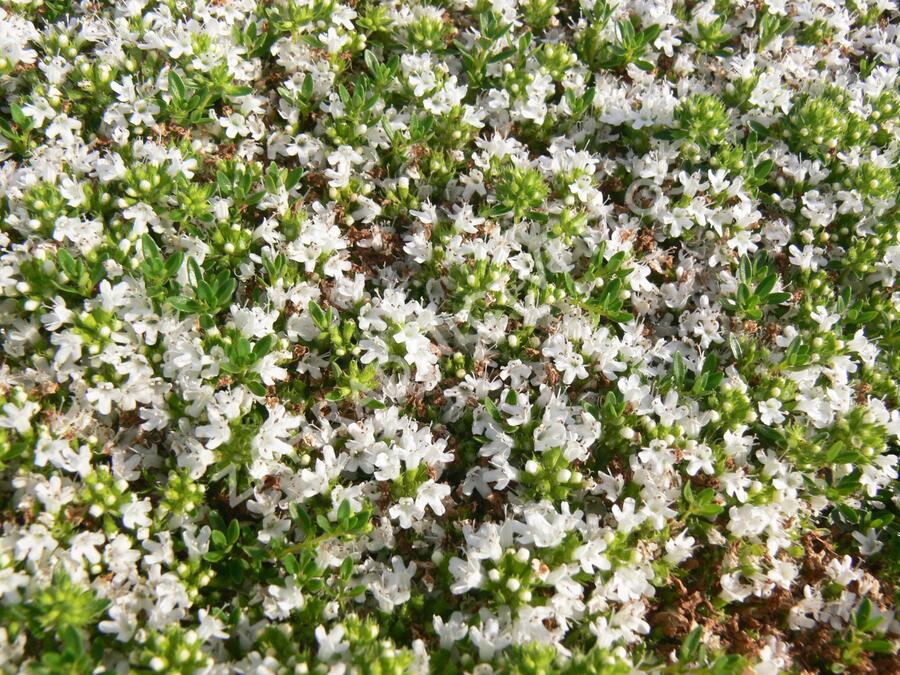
[{"xmin": 1, "ymin": 0, "xmax": 899, "ymax": 672}]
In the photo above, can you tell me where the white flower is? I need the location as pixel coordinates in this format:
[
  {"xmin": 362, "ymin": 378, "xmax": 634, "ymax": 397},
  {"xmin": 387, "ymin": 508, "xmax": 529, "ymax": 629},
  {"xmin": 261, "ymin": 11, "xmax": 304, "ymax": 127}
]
[
  {"xmin": 219, "ymin": 112, "xmax": 250, "ymax": 139},
  {"xmin": 574, "ymin": 537, "xmax": 611, "ymax": 574},
  {"xmin": 415, "ymin": 479, "xmax": 451, "ymax": 516},
  {"xmin": 788, "ymin": 244, "xmax": 826, "ymax": 271},
  {"xmin": 264, "ymin": 578, "xmax": 305, "ymax": 620},
  {"xmin": 196, "ymin": 408, "xmax": 232, "ymax": 450},
  {"xmin": 826, "ymin": 555, "xmax": 859, "ymax": 586},
  {"xmin": 852, "ymin": 529, "xmax": 883, "ymax": 555},
  {"xmin": 86, "ymin": 382, "xmax": 119, "ymax": 416},
  {"xmin": 720, "ymin": 572, "xmax": 754, "ymax": 603},
  {"xmin": 315, "ymin": 624, "xmax": 348, "ymax": 660},
  {"xmin": 758, "ymin": 398, "xmax": 785, "ymax": 425},
  {"xmin": 121, "ymin": 498, "xmax": 153, "ymax": 530},
  {"xmin": 0, "ymin": 567, "xmax": 29, "ymax": 603},
  {"xmin": 664, "ymin": 530, "xmax": 695, "ymax": 565},
  {"xmin": 0, "ymin": 401, "xmax": 39, "ymax": 434},
  {"xmin": 448, "ymin": 556, "xmax": 483, "ymax": 594},
  {"xmin": 252, "ymin": 404, "xmax": 301, "ymax": 461},
  {"xmin": 70, "ymin": 531, "xmax": 105, "ymax": 566},
  {"xmin": 14, "ymin": 524, "xmax": 57, "ymax": 562},
  {"xmin": 434, "ymin": 613, "xmax": 469, "ymax": 648},
  {"xmin": 612, "ymin": 498, "xmax": 645, "ymax": 534},
  {"xmin": 683, "ymin": 443, "xmax": 715, "ymax": 476},
  {"xmin": 389, "ymin": 497, "xmax": 424, "ymax": 529}
]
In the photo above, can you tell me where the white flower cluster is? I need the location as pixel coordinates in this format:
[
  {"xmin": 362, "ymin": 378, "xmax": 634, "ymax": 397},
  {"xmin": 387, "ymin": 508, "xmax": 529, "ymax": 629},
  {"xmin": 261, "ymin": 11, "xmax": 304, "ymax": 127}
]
[{"xmin": 0, "ymin": 0, "xmax": 899, "ymax": 672}]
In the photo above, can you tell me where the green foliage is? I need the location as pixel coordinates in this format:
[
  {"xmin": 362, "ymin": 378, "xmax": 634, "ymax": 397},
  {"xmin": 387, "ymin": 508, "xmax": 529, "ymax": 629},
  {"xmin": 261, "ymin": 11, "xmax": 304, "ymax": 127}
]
[
  {"xmin": 722, "ymin": 254, "xmax": 791, "ymax": 320},
  {"xmin": 595, "ymin": 19, "xmax": 661, "ymax": 72},
  {"xmin": 8, "ymin": 569, "xmax": 109, "ymax": 641},
  {"xmin": 0, "ymin": 101, "xmax": 37, "ymax": 157},
  {"xmin": 674, "ymin": 94, "xmax": 731, "ymax": 152},
  {"xmin": 757, "ymin": 10, "xmax": 792, "ymax": 50},
  {"xmin": 168, "ymin": 259, "xmax": 237, "ymax": 326},
  {"xmin": 494, "ymin": 165, "xmax": 550, "ymax": 221}
]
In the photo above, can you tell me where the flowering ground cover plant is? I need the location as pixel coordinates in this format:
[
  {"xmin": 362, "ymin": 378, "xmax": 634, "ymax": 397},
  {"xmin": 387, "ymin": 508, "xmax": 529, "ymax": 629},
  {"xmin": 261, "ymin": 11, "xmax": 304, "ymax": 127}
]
[{"xmin": 1, "ymin": 0, "xmax": 899, "ymax": 672}]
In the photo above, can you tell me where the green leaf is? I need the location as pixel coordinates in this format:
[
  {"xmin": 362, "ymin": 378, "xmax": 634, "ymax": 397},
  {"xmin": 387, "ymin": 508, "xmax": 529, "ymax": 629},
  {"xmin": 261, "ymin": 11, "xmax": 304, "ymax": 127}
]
[
  {"xmin": 57, "ymin": 248, "xmax": 80, "ymax": 280},
  {"xmin": 728, "ymin": 334, "xmax": 743, "ymax": 361},
  {"xmin": 216, "ymin": 171, "xmax": 231, "ymax": 194},
  {"xmin": 350, "ymin": 511, "xmax": 371, "ymax": 532},
  {"xmin": 290, "ymin": 504, "xmax": 312, "ymax": 534},
  {"xmin": 673, "ymin": 352, "xmax": 687, "ymax": 385},
  {"xmin": 216, "ymin": 277, "xmax": 237, "ymax": 307},
  {"xmin": 59, "ymin": 625, "xmax": 84, "ymax": 655},
  {"xmin": 706, "ymin": 372, "xmax": 723, "ymax": 391},
  {"xmin": 10, "ymin": 102, "xmax": 28, "ymax": 127},
  {"xmin": 285, "ymin": 167, "xmax": 304, "ymax": 190},
  {"xmin": 340, "ymin": 555, "xmax": 353, "ymax": 581},
  {"xmin": 364, "ymin": 49, "xmax": 380, "ymax": 75},
  {"xmin": 607, "ymin": 251, "xmax": 626, "ymax": 273},
  {"xmin": 168, "ymin": 70, "xmax": 187, "ymax": 100},
  {"xmin": 483, "ymin": 397, "xmax": 502, "ymax": 423},
  {"xmin": 641, "ymin": 24, "xmax": 661, "ymax": 44},
  {"xmin": 656, "ymin": 128, "xmax": 688, "ymax": 141},
  {"xmin": 197, "ymin": 279, "xmax": 215, "ymax": 306},
  {"xmin": 337, "ymin": 499, "xmax": 351, "ymax": 524},
  {"xmin": 89, "ymin": 261, "xmax": 106, "ymax": 285},
  {"xmin": 141, "ymin": 234, "xmax": 161, "ymax": 261},
  {"xmin": 0, "ymin": 117, "xmax": 17, "ymax": 141},
  {"xmin": 617, "ymin": 19, "xmax": 635, "ymax": 43},
  {"xmin": 692, "ymin": 372, "xmax": 709, "ymax": 395},
  {"xmin": 227, "ymin": 519, "xmax": 240, "ymax": 546},
  {"xmin": 308, "ymin": 300, "xmax": 327, "ymax": 329},
  {"xmin": 484, "ymin": 204, "xmax": 511, "ymax": 218},
  {"xmin": 739, "ymin": 255, "xmax": 752, "ymax": 283},
  {"xmin": 489, "ymin": 47, "xmax": 518, "ymax": 64},
  {"xmin": 679, "ymin": 627, "xmax": 702, "ymax": 661},
  {"xmin": 242, "ymin": 545, "xmax": 266, "ymax": 561},
  {"xmin": 756, "ymin": 273, "xmax": 777, "ymax": 299},
  {"xmin": 710, "ymin": 655, "xmax": 748, "ymax": 674},
  {"xmin": 302, "ymin": 73, "xmax": 314, "ymax": 99},
  {"xmin": 165, "ymin": 250, "xmax": 185, "ymax": 277},
  {"xmin": 188, "ymin": 258, "xmax": 203, "ymax": 287},
  {"xmin": 753, "ymin": 424, "xmax": 784, "ymax": 445},
  {"xmin": 702, "ymin": 353, "xmax": 719, "ymax": 374},
  {"xmin": 862, "ymin": 639, "xmax": 893, "ymax": 653},
  {"xmin": 607, "ymin": 310, "xmax": 634, "ymax": 323},
  {"xmin": 283, "ymin": 553, "xmax": 299, "ymax": 575},
  {"xmin": 253, "ymin": 334, "xmax": 275, "ymax": 358},
  {"xmin": 855, "ymin": 597, "xmax": 872, "ymax": 628},
  {"xmin": 755, "ymin": 158, "xmax": 774, "ymax": 179},
  {"xmin": 209, "ymin": 511, "xmax": 226, "ymax": 532}
]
